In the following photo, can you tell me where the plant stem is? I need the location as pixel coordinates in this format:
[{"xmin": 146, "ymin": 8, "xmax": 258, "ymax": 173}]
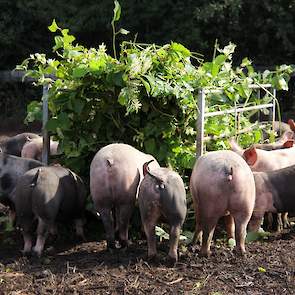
[{"xmin": 111, "ymin": 22, "xmax": 117, "ymax": 59}]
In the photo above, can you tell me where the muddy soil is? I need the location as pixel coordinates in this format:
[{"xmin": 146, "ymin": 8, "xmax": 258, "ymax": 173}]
[{"xmin": 0, "ymin": 226, "xmax": 294, "ymax": 295}]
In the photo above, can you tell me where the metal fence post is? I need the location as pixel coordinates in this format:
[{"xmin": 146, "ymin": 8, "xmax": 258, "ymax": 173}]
[
  {"xmin": 196, "ymin": 89, "xmax": 205, "ymax": 159},
  {"xmin": 42, "ymin": 84, "xmax": 50, "ymax": 165},
  {"xmin": 272, "ymin": 88, "xmax": 276, "ymax": 132}
]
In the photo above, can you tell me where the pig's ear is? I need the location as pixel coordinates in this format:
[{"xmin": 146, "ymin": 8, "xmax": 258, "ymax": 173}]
[
  {"xmin": 281, "ymin": 130, "xmax": 294, "ymax": 141},
  {"xmin": 243, "ymin": 147, "xmax": 257, "ymax": 166},
  {"xmin": 288, "ymin": 119, "xmax": 295, "ymax": 132},
  {"xmin": 143, "ymin": 159, "xmax": 154, "ymax": 176},
  {"xmin": 283, "ymin": 139, "xmax": 294, "ymax": 148}
]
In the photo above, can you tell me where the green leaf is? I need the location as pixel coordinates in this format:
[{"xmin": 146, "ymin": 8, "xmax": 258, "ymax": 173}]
[
  {"xmin": 170, "ymin": 42, "xmax": 191, "ymax": 58},
  {"xmin": 118, "ymin": 28, "xmax": 130, "ymax": 35},
  {"xmin": 72, "ymin": 99, "xmax": 85, "ymax": 114},
  {"xmin": 53, "ymin": 36, "xmax": 63, "ymax": 51},
  {"xmin": 139, "ymin": 77, "xmax": 151, "ymax": 95},
  {"xmin": 118, "ymin": 91, "xmax": 127, "ymax": 106},
  {"xmin": 25, "ymin": 101, "xmax": 42, "ymax": 124},
  {"xmin": 155, "ymin": 226, "xmax": 169, "ymax": 241},
  {"xmin": 144, "ymin": 138, "xmax": 156, "ymax": 154},
  {"xmin": 89, "ymin": 59, "xmax": 106, "ymax": 71},
  {"xmin": 214, "ymin": 54, "xmax": 226, "ymax": 65},
  {"xmin": 107, "ymin": 71, "xmax": 124, "ymax": 87},
  {"xmin": 61, "ymin": 29, "xmax": 69, "ymax": 36},
  {"xmin": 46, "ymin": 113, "xmax": 71, "ymax": 131},
  {"xmin": 46, "ymin": 118, "xmax": 59, "ymax": 131},
  {"xmin": 72, "ymin": 66, "xmax": 88, "ymax": 78},
  {"xmin": 277, "ymin": 77, "xmax": 288, "ymax": 90},
  {"xmin": 48, "ymin": 19, "xmax": 59, "ymax": 32},
  {"xmin": 64, "ymin": 34, "xmax": 76, "ymax": 45},
  {"xmin": 228, "ymin": 238, "xmax": 236, "ymax": 249},
  {"xmin": 258, "ymin": 267, "xmax": 266, "ymax": 273},
  {"xmin": 112, "ymin": 0, "xmax": 121, "ymax": 23}
]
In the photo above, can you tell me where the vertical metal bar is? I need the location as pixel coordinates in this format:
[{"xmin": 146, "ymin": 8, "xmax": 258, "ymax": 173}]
[
  {"xmin": 234, "ymin": 101, "xmax": 237, "ymax": 138},
  {"xmin": 196, "ymin": 89, "xmax": 205, "ymax": 159},
  {"xmin": 42, "ymin": 84, "xmax": 50, "ymax": 165},
  {"xmin": 272, "ymin": 88, "xmax": 276, "ymax": 132},
  {"xmin": 258, "ymin": 88, "xmax": 261, "ymax": 122}
]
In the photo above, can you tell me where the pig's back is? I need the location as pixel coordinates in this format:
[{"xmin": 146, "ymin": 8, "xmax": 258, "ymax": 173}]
[
  {"xmin": 191, "ymin": 150, "xmax": 255, "ymax": 212},
  {"xmin": 90, "ymin": 144, "xmax": 159, "ymax": 203}
]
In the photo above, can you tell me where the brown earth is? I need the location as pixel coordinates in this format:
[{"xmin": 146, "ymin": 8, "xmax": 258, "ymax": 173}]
[{"xmin": 0, "ymin": 219, "xmax": 294, "ymax": 295}]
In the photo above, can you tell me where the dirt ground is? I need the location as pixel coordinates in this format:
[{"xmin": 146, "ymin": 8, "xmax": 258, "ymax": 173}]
[
  {"xmin": 0, "ymin": 131, "xmax": 295, "ymax": 294},
  {"xmin": 0, "ymin": 224, "xmax": 294, "ymax": 295}
]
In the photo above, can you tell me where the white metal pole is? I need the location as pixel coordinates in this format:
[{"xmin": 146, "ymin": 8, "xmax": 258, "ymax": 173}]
[
  {"xmin": 272, "ymin": 88, "xmax": 276, "ymax": 133},
  {"xmin": 196, "ymin": 89, "xmax": 205, "ymax": 159},
  {"xmin": 42, "ymin": 84, "xmax": 50, "ymax": 165}
]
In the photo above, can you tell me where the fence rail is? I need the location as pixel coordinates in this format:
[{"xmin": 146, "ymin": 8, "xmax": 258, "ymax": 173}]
[
  {"xmin": 0, "ymin": 70, "xmax": 277, "ymax": 164},
  {"xmin": 196, "ymin": 85, "xmax": 276, "ymax": 158},
  {"xmin": 0, "ymin": 70, "xmax": 31, "ymax": 82}
]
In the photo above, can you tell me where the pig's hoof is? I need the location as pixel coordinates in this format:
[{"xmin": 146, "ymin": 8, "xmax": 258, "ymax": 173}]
[
  {"xmin": 76, "ymin": 234, "xmax": 86, "ymax": 243},
  {"xmin": 233, "ymin": 249, "xmax": 247, "ymax": 257},
  {"xmin": 119, "ymin": 240, "xmax": 131, "ymax": 249},
  {"xmin": 165, "ymin": 256, "xmax": 177, "ymax": 267},
  {"xmin": 21, "ymin": 250, "xmax": 32, "ymax": 257},
  {"xmin": 32, "ymin": 249, "xmax": 43, "ymax": 258},
  {"xmin": 199, "ymin": 251, "xmax": 211, "ymax": 258},
  {"xmin": 107, "ymin": 241, "xmax": 116, "ymax": 252},
  {"xmin": 283, "ymin": 222, "xmax": 291, "ymax": 229},
  {"xmin": 146, "ymin": 254, "xmax": 158, "ymax": 264}
]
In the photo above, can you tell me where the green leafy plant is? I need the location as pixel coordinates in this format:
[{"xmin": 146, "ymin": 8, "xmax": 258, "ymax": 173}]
[{"xmin": 16, "ymin": 2, "xmax": 294, "ymax": 238}]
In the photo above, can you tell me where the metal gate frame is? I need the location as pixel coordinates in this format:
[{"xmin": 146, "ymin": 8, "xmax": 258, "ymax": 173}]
[{"xmin": 196, "ymin": 84, "xmax": 276, "ymax": 159}]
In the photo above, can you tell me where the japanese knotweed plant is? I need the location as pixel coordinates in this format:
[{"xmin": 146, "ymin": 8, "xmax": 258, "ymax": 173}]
[{"xmin": 17, "ymin": 1, "xmax": 293, "ymax": 178}]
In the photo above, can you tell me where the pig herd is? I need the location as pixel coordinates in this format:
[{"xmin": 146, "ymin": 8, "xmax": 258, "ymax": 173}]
[{"xmin": 0, "ymin": 120, "xmax": 295, "ymax": 264}]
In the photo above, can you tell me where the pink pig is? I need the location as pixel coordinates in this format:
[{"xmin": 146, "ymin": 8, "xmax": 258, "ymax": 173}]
[
  {"xmin": 190, "ymin": 150, "xmax": 255, "ymax": 257},
  {"xmin": 21, "ymin": 137, "xmax": 59, "ymax": 161}
]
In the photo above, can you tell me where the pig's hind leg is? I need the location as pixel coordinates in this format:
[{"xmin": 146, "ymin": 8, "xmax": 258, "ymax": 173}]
[
  {"xmin": 168, "ymin": 223, "xmax": 181, "ymax": 263},
  {"xmin": 199, "ymin": 215, "xmax": 219, "ymax": 257},
  {"xmin": 232, "ymin": 213, "xmax": 251, "ymax": 255},
  {"xmin": 99, "ymin": 208, "xmax": 115, "ymax": 250},
  {"xmin": 74, "ymin": 218, "xmax": 85, "ymax": 241},
  {"xmin": 117, "ymin": 202, "xmax": 135, "ymax": 248},
  {"xmin": 141, "ymin": 207, "xmax": 161, "ymax": 260},
  {"xmin": 192, "ymin": 209, "xmax": 202, "ymax": 245},
  {"xmin": 22, "ymin": 231, "xmax": 33, "ymax": 256},
  {"xmin": 282, "ymin": 212, "xmax": 290, "ymax": 228},
  {"xmin": 32, "ymin": 217, "xmax": 49, "ymax": 257}
]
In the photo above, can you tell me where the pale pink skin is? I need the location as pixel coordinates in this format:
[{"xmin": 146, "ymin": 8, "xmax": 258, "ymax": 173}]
[
  {"xmin": 21, "ymin": 138, "xmax": 59, "ymax": 161},
  {"xmin": 90, "ymin": 143, "xmax": 160, "ymax": 249},
  {"xmin": 138, "ymin": 167, "xmax": 186, "ymax": 263},
  {"xmin": 244, "ymin": 147, "xmax": 295, "ymax": 172},
  {"xmin": 190, "ymin": 150, "xmax": 256, "ymax": 257},
  {"xmin": 229, "ymin": 139, "xmax": 295, "ymax": 232},
  {"xmin": 247, "ymin": 172, "xmax": 277, "ymax": 232}
]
